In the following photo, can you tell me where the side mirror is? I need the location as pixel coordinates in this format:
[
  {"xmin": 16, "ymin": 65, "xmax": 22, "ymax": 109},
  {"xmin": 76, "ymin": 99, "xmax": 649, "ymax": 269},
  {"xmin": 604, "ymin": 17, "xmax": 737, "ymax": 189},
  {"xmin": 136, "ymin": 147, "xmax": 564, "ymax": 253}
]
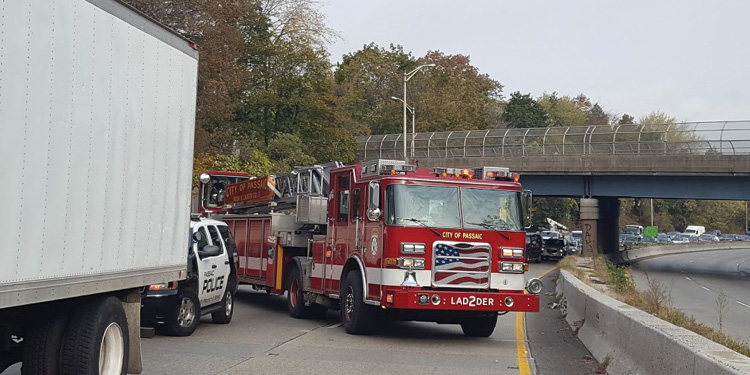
[
  {"xmin": 367, "ymin": 207, "xmax": 382, "ymax": 221},
  {"xmin": 192, "ymin": 231, "xmax": 203, "ymax": 243},
  {"xmin": 522, "ymin": 189, "xmax": 533, "ymax": 229},
  {"xmin": 367, "ymin": 181, "xmax": 381, "ymax": 221},
  {"xmin": 198, "ymin": 244, "xmax": 221, "ymax": 259}
]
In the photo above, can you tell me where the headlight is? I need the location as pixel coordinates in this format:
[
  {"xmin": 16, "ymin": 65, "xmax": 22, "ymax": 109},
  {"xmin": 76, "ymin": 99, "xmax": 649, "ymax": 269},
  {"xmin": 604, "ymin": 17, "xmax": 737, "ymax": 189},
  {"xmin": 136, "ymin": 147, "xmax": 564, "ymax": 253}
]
[
  {"xmin": 199, "ymin": 173, "xmax": 211, "ymax": 184},
  {"xmin": 401, "ymin": 243, "xmax": 426, "ymax": 254},
  {"xmin": 526, "ymin": 278, "xmax": 543, "ymax": 294},
  {"xmin": 148, "ymin": 283, "xmax": 176, "ymax": 291},
  {"xmin": 501, "ymin": 247, "xmax": 524, "ymax": 259},
  {"xmin": 398, "ymin": 257, "xmax": 425, "ymax": 269},
  {"xmin": 500, "ymin": 262, "xmax": 524, "ymax": 273}
]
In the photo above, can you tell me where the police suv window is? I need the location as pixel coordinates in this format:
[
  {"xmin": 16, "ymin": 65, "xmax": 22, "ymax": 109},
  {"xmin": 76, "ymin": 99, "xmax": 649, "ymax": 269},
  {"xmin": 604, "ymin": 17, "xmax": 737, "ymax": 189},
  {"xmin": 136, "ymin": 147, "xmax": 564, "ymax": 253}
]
[
  {"xmin": 206, "ymin": 225, "xmax": 225, "ymax": 253},
  {"xmin": 195, "ymin": 227, "xmax": 209, "ymax": 251},
  {"xmin": 217, "ymin": 225, "xmax": 237, "ymax": 258}
]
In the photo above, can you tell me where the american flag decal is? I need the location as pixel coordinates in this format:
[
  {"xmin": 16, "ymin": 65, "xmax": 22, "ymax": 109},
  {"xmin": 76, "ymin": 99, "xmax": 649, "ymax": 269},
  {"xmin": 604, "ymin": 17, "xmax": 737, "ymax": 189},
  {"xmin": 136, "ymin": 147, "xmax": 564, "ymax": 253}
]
[{"xmin": 433, "ymin": 242, "xmax": 491, "ymax": 288}]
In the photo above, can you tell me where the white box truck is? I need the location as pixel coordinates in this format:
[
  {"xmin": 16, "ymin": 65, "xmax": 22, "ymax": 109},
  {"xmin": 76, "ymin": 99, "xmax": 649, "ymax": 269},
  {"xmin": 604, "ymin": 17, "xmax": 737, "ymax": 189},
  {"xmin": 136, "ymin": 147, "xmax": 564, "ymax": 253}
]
[{"xmin": 0, "ymin": 1, "xmax": 198, "ymax": 373}]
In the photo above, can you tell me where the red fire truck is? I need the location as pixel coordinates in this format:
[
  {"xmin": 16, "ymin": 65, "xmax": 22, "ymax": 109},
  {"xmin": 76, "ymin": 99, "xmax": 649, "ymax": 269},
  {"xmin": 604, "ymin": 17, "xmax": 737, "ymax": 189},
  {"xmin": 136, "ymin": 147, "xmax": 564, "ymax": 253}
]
[{"xmin": 196, "ymin": 159, "xmax": 542, "ymax": 336}]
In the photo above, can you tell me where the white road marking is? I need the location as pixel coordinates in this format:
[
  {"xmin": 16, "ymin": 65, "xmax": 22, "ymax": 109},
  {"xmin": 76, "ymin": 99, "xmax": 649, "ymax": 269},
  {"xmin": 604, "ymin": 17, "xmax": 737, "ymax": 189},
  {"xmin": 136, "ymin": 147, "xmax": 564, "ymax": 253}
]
[
  {"xmin": 701, "ymin": 286, "xmax": 711, "ymax": 292},
  {"xmin": 685, "ymin": 277, "xmax": 692, "ymax": 281},
  {"xmin": 327, "ymin": 322, "xmax": 343, "ymax": 329},
  {"xmin": 737, "ymin": 301, "xmax": 750, "ymax": 309}
]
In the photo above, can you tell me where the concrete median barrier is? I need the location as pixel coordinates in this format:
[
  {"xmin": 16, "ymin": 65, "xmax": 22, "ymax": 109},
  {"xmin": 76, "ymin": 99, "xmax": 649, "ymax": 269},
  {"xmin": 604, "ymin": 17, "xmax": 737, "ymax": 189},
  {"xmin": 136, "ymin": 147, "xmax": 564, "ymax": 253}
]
[
  {"xmin": 556, "ymin": 270, "xmax": 750, "ymax": 375},
  {"xmin": 611, "ymin": 242, "xmax": 750, "ymax": 265}
]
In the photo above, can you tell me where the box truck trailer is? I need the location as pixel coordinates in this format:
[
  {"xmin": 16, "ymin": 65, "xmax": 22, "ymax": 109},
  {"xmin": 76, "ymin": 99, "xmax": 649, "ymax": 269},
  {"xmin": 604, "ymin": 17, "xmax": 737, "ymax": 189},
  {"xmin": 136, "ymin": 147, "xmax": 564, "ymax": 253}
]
[{"xmin": 0, "ymin": 1, "xmax": 198, "ymax": 373}]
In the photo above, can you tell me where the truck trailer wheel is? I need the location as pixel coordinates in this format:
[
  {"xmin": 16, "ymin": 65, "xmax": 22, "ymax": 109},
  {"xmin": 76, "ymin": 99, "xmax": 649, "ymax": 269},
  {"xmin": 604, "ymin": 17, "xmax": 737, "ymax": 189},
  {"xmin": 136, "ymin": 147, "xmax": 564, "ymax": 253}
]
[
  {"xmin": 163, "ymin": 289, "xmax": 200, "ymax": 336},
  {"xmin": 60, "ymin": 296, "xmax": 129, "ymax": 375},
  {"xmin": 211, "ymin": 288, "xmax": 234, "ymax": 324},
  {"xmin": 340, "ymin": 272, "xmax": 376, "ymax": 335},
  {"xmin": 22, "ymin": 313, "xmax": 68, "ymax": 375},
  {"xmin": 460, "ymin": 314, "xmax": 498, "ymax": 337}
]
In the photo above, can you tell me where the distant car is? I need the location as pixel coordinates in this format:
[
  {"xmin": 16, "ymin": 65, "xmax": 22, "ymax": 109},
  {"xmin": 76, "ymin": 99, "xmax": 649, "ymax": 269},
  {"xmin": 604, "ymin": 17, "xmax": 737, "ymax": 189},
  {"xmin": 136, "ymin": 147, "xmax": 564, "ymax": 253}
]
[
  {"xmin": 656, "ymin": 233, "xmax": 672, "ymax": 243},
  {"xmin": 540, "ymin": 231, "xmax": 562, "ymax": 240},
  {"xmin": 735, "ymin": 235, "xmax": 750, "ymax": 242},
  {"xmin": 671, "ymin": 234, "xmax": 693, "ymax": 244},
  {"xmin": 525, "ymin": 232, "xmax": 543, "ymax": 263},
  {"xmin": 620, "ymin": 234, "xmax": 641, "ymax": 246},
  {"xmin": 641, "ymin": 237, "xmax": 660, "ymax": 245},
  {"xmin": 719, "ymin": 234, "xmax": 736, "ymax": 241},
  {"xmin": 570, "ymin": 230, "xmax": 583, "ymax": 252},
  {"xmin": 666, "ymin": 231, "xmax": 681, "ymax": 240},
  {"xmin": 698, "ymin": 234, "xmax": 720, "ymax": 242},
  {"xmin": 707, "ymin": 229, "xmax": 722, "ymax": 237}
]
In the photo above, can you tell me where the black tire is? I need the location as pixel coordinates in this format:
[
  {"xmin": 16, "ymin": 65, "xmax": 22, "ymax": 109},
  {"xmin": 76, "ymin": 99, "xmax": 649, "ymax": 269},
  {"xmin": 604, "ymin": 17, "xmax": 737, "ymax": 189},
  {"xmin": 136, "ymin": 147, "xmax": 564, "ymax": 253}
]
[
  {"xmin": 340, "ymin": 271, "xmax": 376, "ymax": 335},
  {"xmin": 60, "ymin": 296, "xmax": 129, "ymax": 375},
  {"xmin": 163, "ymin": 288, "xmax": 201, "ymax": 336},
  {"xmin": 287, "ymin": 266, "xmax": 316, "ymax": 319},
  {"xmin": 460, "ymin": 314, "xmax": 498, "ymax": 337},
  {"xmin": 211, "ymin": 288, "xmax": 234, "ymax": 324},
  {"xmin": 22, "ymin": 313, "xmax": 68, "ymax": 375}
]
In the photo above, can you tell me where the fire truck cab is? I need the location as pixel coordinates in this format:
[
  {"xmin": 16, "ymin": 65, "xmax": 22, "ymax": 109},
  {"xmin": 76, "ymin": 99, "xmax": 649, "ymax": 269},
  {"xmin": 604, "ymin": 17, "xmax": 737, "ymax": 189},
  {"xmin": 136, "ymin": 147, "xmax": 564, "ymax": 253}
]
[{"xmin": 198, "ymin": 160, "xmax": 542, "ymax": 337}]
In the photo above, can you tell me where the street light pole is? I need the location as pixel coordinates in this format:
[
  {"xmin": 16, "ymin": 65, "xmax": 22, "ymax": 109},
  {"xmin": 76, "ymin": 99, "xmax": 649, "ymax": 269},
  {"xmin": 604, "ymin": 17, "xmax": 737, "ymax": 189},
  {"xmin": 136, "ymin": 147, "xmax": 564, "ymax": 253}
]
[
  {"xmin": 391, "ymin": 96, "xmax": 416, "ymax": 158},
  {"xmin": 402, "ymin": 63, "xmax": 435, "ymax": 162}
]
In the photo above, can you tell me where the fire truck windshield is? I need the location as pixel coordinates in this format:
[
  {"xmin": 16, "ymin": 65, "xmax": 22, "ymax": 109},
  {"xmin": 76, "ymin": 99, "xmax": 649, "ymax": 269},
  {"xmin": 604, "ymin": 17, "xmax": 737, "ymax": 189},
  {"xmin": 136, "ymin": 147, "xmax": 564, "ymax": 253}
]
[
  {"xmin": 385, "ymin": 184, "xmax": 522, "ymax": 231},
  {"xmin": 386, "ymin": 184, "xmax": 461, "ymax": 228},
  {"xmin": 461, "ymin": 188, "xmax": 522, "ymax": 231},
  {"xmin": 204, "ymin": 175, "xmax": 249, "ymax": 207}
]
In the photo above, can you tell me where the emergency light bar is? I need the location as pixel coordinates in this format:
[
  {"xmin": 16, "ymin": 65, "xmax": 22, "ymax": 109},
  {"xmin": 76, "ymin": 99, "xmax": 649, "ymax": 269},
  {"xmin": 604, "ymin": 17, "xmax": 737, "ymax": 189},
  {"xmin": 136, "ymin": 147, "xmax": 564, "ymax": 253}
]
[
  {"xmin": 431, "ymin": 166, "xmax": 515, "ymax": 181},
  {"xmin": 361, "ymin": 159, "xmax": 417, "ymax": 177}
]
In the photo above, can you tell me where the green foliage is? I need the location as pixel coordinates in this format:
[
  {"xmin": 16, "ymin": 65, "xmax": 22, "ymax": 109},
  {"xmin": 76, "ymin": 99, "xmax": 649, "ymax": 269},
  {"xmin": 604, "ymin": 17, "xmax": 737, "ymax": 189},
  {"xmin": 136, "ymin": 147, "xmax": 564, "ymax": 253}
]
[
  {"xmin": 585, "ymin": 103, "xmax": 610, "ymax": 125},
  {"xmin": 538, "ymin": 92, "xmax": 588, "ymax": 127},
  {"xmin": 618, "ymin": 114, "xmax": 635, "ymax": 125},
  {"xmin": 502, "ymin": 92, "xmax": 548, "ymax": 128},
  {"xmin": 605, "ymin": 261, "xmax": 634, "ymax": 293},
  {"xmin": 266, "ymin": 133, "xmax": 317, "ymax": 173},
  {"xmin": 531, "ymin": 197, "xmax": 579, "ymax": 229}
]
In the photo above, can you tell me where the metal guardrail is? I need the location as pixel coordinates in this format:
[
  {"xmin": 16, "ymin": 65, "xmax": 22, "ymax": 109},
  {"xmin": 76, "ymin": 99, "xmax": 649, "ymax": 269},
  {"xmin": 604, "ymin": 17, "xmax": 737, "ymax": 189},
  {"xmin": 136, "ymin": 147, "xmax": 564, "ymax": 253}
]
[{"xmin": 357, "ymin": 121, "xmax": 750, "ymax": 160}]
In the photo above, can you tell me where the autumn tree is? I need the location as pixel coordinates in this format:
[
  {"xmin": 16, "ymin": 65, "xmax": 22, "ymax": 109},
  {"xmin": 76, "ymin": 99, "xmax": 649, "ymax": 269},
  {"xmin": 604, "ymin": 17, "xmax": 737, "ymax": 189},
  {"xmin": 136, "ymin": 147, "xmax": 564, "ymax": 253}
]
[
  {"xmin": 585, "ymin": 103, "xmax": 610, "ymax": 126},
  {"xmin": 538, "ymin": 92, "xmax": 588, "ymax": 127}
]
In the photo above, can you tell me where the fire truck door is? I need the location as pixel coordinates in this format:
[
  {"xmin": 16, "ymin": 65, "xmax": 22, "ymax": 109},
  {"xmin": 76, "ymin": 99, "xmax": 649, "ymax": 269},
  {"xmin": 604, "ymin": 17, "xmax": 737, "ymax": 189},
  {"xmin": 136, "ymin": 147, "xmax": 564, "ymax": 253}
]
[{"xmin": 327, "ymin": 174, "xmax": 350, "ymax": 293}]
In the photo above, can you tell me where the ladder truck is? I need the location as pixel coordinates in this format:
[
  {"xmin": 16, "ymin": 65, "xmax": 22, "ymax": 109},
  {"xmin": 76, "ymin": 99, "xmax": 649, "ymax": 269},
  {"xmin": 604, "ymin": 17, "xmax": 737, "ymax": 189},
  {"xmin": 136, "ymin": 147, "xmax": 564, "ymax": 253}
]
[{"xmin": 196, "ymin": 160, "xmax": 543, "ymax": 336}]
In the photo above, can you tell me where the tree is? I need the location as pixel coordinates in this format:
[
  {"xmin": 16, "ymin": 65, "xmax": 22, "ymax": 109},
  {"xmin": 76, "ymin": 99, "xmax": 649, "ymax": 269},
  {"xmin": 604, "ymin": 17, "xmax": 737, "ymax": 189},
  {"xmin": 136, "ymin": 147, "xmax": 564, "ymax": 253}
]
[
  {"xmin": 585, "ymin": 103, "xmax": 610, "ymax": 126},
  {"xmin": 618, "ymin": 114, "xmax": 635, "ymax": 125},
  {"xmin": 502, "ymin": 92, "xmax": 548, "ymax": 128},
  {"xmin": 538, "ymin": 92, "xmax": 588, "ymax": 127}
]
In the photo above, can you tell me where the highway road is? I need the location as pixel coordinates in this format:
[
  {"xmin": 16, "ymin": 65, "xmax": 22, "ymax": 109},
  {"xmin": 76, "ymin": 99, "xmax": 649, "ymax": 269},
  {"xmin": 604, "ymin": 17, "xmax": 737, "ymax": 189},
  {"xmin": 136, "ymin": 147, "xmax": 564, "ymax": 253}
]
[
  {"xmin": 631, "ymin": 248, "xmax": 750, "ymax": 344},
  {"xmin": 4, "ymin": 263, "xmax": 601, "ymax": 375}
]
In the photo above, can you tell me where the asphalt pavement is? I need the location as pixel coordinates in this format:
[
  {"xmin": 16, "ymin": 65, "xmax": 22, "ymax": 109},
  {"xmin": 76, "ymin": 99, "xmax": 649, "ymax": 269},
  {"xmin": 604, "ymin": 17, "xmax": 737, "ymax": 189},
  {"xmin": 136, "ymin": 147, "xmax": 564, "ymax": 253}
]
[
  {"xmin": 631, "ymin": 248, "xmax": 750, "ymax": 344},
  {"xmin": 3, "ymin": 262, "xmax": 601, "ymax": 375}
]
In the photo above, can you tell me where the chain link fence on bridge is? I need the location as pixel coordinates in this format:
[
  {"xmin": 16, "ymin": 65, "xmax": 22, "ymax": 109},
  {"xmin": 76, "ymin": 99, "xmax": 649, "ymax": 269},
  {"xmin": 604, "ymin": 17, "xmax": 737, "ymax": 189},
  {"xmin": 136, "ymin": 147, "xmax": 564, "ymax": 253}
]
[{"xmin": 357, "ymin": 121, "xmax": 750, "ymax": 161}]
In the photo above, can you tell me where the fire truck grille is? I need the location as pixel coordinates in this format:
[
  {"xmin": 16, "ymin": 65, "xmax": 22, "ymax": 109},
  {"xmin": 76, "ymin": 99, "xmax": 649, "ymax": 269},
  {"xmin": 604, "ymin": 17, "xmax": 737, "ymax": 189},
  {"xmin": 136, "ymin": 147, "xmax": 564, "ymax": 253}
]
[{"xmin": 431, "ymin": 241, "xmax": 491, "ymax": 289}]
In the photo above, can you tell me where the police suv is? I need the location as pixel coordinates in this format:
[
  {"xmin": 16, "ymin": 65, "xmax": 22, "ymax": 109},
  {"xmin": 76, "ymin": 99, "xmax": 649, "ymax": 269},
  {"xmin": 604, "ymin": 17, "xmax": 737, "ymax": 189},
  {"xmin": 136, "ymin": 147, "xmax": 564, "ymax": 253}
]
[{"xmin": 141, "ymin": 217, "xmax": 238, "ymax": 336}]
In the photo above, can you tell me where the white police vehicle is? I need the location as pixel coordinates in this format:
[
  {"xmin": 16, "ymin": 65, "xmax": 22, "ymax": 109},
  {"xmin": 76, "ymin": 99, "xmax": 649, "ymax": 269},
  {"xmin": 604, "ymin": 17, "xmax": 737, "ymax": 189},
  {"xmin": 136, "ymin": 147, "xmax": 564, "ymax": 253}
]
[{"xmin": 141, "ymin": 217, "xmax": 238, "ymax": 336}]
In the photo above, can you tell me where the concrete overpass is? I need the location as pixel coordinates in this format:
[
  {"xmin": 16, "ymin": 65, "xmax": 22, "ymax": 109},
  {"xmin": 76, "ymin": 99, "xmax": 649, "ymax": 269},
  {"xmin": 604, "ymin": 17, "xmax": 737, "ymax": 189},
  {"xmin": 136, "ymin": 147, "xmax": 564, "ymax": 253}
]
[{"xmin": 356, "ymin": 121, "xmax": 750, "ymax": 254}]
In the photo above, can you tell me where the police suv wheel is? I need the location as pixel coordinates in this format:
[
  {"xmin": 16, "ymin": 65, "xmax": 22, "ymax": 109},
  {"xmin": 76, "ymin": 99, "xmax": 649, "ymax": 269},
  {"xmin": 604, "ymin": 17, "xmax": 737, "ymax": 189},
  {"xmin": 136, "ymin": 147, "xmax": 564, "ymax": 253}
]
[
  {"xmin": 164, "ymin": 289, "xmax": 200, "ymax": 336},
  {"xmin": 211, "ymin": 288, "xmax": 234, "ymax": 324}
]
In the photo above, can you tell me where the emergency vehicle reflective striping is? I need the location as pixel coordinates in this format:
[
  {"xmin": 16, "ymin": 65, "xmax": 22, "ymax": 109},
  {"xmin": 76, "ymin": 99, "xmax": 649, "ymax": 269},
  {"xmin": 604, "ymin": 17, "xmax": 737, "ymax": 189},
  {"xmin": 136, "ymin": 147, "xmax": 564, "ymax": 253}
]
[{"xmin": 432, "ymin": 242, "xmax": 491, "ymax": 288}]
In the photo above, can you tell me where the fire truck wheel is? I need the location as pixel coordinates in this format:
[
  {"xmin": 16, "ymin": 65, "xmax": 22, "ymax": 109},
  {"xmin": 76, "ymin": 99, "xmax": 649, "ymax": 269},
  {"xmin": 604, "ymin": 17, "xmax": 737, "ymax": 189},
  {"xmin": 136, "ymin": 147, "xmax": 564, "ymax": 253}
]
[
  {"xmin": 287, "ymin": 267, "xmax": 314, "ymax": 319},
  {"xmin": 22, "ymin": 313, "xmax": 68, "ymax": 375},
  {"xmin": 163, "ymin": 289, "xmax": 200, "ymax": 336},
  {"xmin": 211, "ymin": 288, "xmax": 234, "ymax": 324},
  {"xmin": 460, "ymin": 314, "xmax": 498, "ymax": 337},
  {"xmin": 60, "ymin": 296, "xmax": 129, "ymax": 375},
  {"xmin": 340, "ymin": 272, "xmax": 376, "ymax": 335}
]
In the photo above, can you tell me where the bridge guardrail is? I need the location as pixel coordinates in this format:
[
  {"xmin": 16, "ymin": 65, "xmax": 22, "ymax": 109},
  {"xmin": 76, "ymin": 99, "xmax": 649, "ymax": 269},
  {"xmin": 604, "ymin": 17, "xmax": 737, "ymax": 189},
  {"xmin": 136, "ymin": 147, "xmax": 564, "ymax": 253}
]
[{"xmin": 357, "ymin": 121, "xmax": 750, "ymax": 160}]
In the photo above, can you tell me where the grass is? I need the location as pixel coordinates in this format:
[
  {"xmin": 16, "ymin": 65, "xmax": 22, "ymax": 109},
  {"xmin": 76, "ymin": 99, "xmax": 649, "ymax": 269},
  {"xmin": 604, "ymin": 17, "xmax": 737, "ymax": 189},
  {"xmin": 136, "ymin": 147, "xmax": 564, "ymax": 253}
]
[{"xmin": 558, "ymin": 254, "xmax": 750, "ymax": 358}]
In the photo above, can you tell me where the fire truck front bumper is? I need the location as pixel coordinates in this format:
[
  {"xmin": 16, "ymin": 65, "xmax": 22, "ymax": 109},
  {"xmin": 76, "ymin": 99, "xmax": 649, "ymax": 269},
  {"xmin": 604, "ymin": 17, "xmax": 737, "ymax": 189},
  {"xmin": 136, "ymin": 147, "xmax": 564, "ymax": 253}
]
[{"xmin": 383, "ymin": 290, "xmax": 540, "ymax": 312}]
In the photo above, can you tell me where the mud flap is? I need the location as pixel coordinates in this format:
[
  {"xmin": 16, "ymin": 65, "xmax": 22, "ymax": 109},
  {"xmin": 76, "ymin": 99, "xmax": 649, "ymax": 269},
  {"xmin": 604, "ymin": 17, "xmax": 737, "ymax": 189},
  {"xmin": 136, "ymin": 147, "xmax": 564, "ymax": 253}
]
[{"xmin": 123, "ymin": 290, "xmax": 143, "ymax": 374}]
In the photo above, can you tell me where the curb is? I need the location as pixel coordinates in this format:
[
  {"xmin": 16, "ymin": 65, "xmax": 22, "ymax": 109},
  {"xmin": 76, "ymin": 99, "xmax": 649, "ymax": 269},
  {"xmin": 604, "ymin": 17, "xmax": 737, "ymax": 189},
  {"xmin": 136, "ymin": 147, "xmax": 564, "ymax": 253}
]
[{"xmin": 556, "ymin": 269, "xmax": 750, "ymax": 375}]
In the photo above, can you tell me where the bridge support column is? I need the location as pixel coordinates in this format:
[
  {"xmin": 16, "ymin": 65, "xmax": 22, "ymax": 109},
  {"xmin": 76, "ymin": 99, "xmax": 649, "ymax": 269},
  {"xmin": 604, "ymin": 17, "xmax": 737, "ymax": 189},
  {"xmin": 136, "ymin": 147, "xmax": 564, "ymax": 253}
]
[
  {"xmin": 579, "ymin": 198, "xmax": 598, "ymax": 257},
  {"xmin": 598, "ymin": 197, "xmax": 620, "ymax": 255},
  {"xmin": 580, "ymin": 197, "xmax": 620, "ymax": 256}
]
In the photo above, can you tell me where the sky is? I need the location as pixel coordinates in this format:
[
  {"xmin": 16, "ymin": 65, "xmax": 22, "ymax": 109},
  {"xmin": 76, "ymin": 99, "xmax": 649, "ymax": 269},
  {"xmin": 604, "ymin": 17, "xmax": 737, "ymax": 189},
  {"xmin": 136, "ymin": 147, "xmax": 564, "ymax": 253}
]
[{"xmin": 320, "ymin": 0, "xmax": 750, "ymax": 123}]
